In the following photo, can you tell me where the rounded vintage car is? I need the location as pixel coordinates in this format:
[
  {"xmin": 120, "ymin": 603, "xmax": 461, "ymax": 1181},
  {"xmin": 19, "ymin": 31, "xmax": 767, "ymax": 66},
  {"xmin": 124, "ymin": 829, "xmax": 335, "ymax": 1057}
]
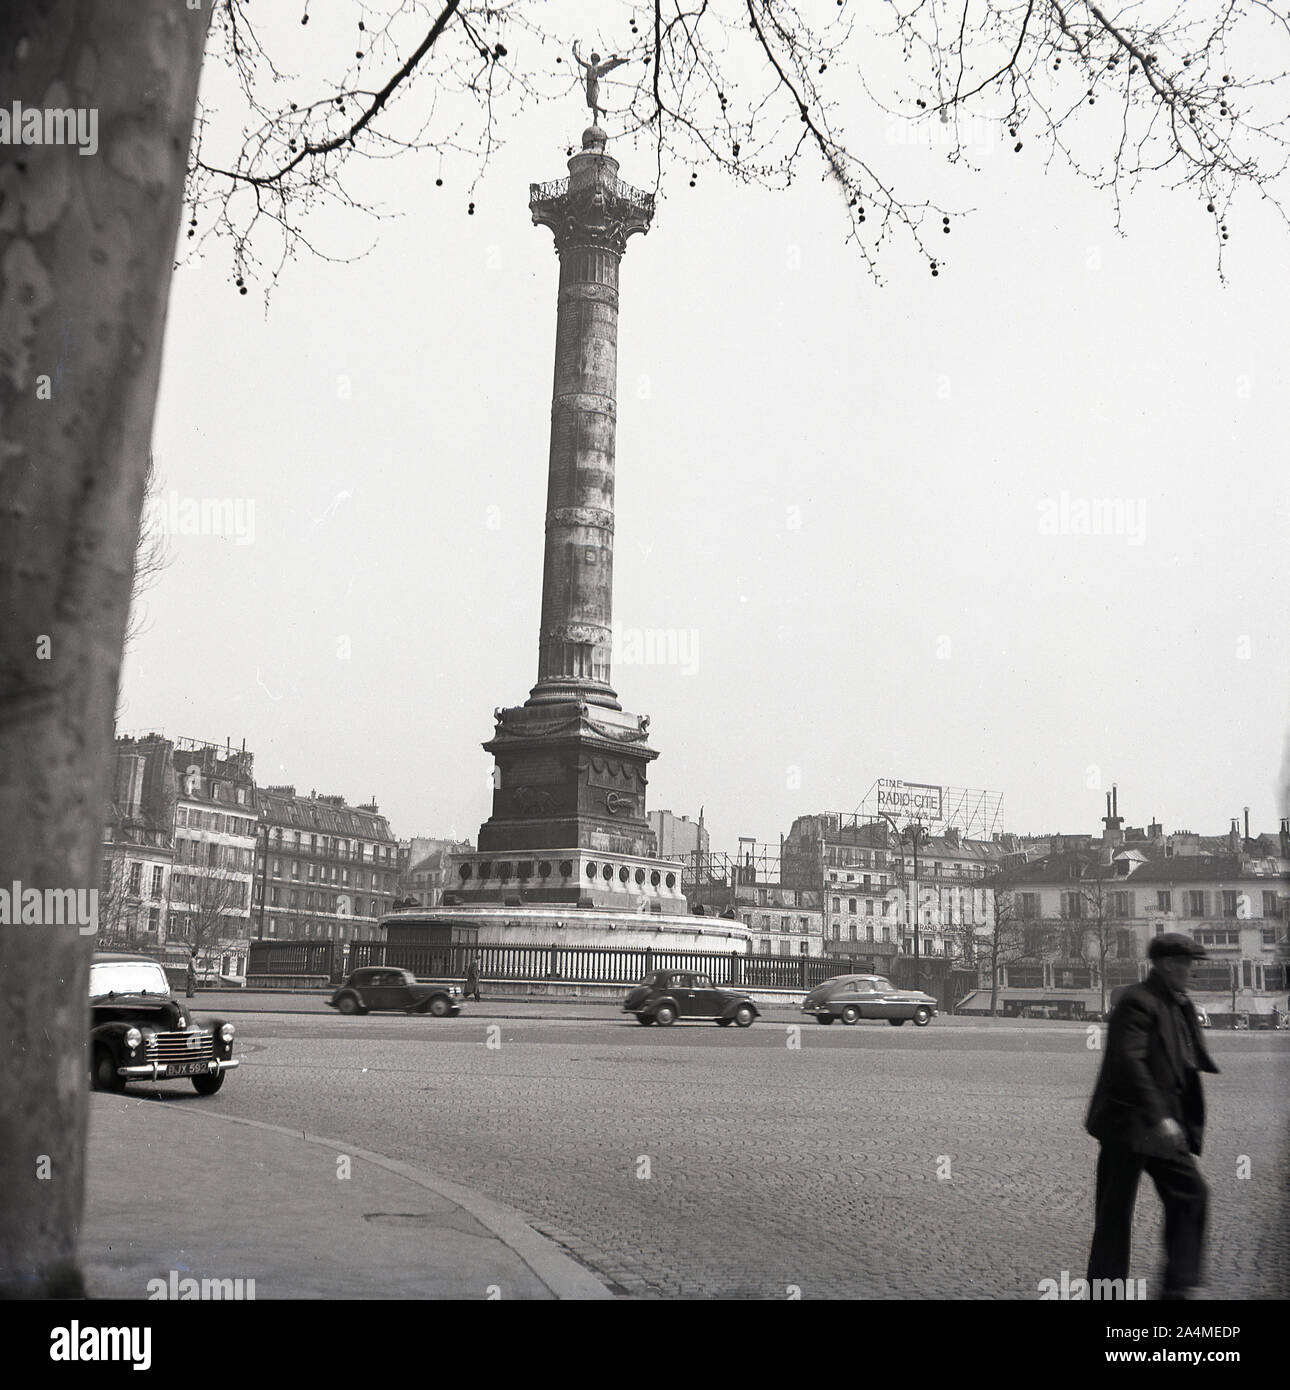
[
  {"xmin": 802, "ymin": 974, "xmax": 938, "ymax": 1027},
  {"xmin": 327, "ymin": 966, "xmax": 463, "ymax": 1017},
  {"xmin": 89, "ymin": 953, "xmax": 239, "ymax": 1094},
  {"xmin": 622, "ymin": 970, "xmax": 759, "ymax": 1027}
]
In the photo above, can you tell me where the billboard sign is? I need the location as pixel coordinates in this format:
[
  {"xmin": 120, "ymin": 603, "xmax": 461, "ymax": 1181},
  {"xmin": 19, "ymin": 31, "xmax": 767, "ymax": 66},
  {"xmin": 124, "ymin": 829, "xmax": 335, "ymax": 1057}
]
[{"xmin": 875, "ymin": 778, "xmax": 943, "ymax": 824}]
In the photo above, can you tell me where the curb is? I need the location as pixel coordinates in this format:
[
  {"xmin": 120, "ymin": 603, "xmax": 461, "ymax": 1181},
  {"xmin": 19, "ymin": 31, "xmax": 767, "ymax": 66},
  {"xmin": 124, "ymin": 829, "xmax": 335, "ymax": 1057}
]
[{"xmin": 139, "ymin": 1101, "xmax": 613, "ymax": 1300}]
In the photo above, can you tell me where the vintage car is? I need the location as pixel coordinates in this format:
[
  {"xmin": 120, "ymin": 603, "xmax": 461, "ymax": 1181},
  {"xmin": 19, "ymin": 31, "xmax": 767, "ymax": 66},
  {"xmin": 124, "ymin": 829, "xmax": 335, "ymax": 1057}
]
[
  {"xmin": 89, "ymin": 953, "xmax": 239, "ymax": 1095},
  {"xmin": 621, "ymin": 971, "xmax": 759, "ymax": 1027},
  {"xmin": 327, "ymin": 967, "xmax": 463, "ymax": 1017},
  {"xmin": 802, "ymin": 974, "xmax": 938, "ymax": 1027}
]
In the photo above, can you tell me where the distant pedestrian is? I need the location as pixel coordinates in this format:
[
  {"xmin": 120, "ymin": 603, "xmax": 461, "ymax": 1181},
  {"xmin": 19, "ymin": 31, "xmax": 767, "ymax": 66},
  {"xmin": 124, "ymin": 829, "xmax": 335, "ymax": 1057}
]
[
  {"xmin": 1084, "ymin": 933, "xmax": 1218, "ymax": 1299},
  {"xmin": 185, "ymin": 953, "xmax": 197, "ymax": 999},
  {"xmin": 464, "ymin": 957, "xmax": 481, "ymax": 1002}
]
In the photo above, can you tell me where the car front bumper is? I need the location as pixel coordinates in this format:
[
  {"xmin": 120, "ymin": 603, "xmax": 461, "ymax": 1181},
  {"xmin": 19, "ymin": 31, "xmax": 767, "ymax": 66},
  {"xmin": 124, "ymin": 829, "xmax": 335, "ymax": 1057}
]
[{"xmin": 118, "ymin": 1058, "xmax": 240, "ymax": 1080}]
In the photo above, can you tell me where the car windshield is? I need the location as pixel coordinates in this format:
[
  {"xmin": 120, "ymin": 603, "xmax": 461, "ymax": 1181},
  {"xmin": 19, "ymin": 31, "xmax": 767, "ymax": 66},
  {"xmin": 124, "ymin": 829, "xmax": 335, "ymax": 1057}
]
[{"xmin": 90, "ymin": 962, "xmax": 170, "ymax": 998}]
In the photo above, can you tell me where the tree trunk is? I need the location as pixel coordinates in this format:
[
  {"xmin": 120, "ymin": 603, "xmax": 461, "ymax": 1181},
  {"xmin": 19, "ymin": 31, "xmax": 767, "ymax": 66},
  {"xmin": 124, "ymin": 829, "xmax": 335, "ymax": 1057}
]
[{"xmin": 0, "ymin": 0, "xmax": 208, "ymax": 1298}]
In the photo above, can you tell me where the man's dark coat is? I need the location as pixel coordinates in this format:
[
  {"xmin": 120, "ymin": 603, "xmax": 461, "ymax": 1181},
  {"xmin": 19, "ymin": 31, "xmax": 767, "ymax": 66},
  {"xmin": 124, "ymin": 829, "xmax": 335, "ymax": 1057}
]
[{"xmin": 1085, "ymin": 970, "xmax": 1219, "ymax": 1156}]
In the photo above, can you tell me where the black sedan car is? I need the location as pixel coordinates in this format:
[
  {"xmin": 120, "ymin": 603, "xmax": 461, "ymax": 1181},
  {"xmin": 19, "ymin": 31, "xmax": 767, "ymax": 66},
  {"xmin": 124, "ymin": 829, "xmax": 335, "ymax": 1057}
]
[
  {"xmin": 327, "ymin": 967, "xmax": 463, "ymax": 1017},
  {"xmin": 802, "ymin": 974, "xmax": 937, "ymax": 1026},
  {"xmin": 622, "ymin": 971, "xmax": 759, "ymax": 1027},
  {"xmin": 89, "ymin": 953, "xmax": 239, "ymax": 1095}
]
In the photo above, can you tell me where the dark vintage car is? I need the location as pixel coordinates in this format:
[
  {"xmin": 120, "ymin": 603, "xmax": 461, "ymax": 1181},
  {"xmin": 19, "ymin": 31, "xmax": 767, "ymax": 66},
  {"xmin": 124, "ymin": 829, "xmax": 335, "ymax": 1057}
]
[
  {"xmin": 622, "ymin": 971, "xmax": 759, "ymax": 1027},
  {"xmin": 327, "ymin": 967, "xmax": 463, "ymax": 1017},
  {"xmin": 802, "ymin": 974, "xmax": 938, "ymax": 1027},
  {"xmin": 89, "ymin": 953, "xmax": 239, "ymax": 1095}
]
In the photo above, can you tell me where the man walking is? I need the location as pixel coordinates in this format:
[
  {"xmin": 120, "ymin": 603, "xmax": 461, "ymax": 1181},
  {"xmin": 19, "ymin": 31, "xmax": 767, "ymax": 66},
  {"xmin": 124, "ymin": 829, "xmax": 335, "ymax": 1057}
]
[
  {"xmin": 1085, "ymin": 933, "xmax": 1218, "ymax": 1299},
  {"xmin": 464, "ymin": 956, "xmax": 481, "ymax": 1003}
]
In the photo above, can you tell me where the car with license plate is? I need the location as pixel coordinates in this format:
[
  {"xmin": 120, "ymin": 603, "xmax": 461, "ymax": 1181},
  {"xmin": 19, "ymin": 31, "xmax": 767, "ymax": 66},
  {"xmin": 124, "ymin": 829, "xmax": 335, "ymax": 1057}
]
[
  {"xmin": 89, "ymin": 953, "xmax": 239, "ymax": 1095},
  {"xmin": 327, "ymin": 967, "xmax": 463, "ymax": 1017},
  {"xmin": 622, "ymin": 971, "xmax": 759, "ymax": 1027},
  {"xmin": 802, "ymin": 974, "xmax": 937, "ymax": 1027}
]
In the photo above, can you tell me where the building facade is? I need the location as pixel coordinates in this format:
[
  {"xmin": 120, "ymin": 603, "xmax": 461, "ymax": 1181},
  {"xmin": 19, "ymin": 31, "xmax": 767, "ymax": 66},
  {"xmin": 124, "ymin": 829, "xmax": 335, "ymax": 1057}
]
[
  {"xmin": 781, "ymin": 813, "xmax": 1008, "ymax": 964},
  {"xmin": 101, "ymin": 734, "xmax": 177, "ymax": 947},
  {"xmin": 169, "ymin": 738, "xmax": 258, "ymax": 975},
  {"xmin": 648, "ymin": 809, "xmax": 709, "ymax": 861},
  {"xmin": 968, "ymin": 799, "xmax": 1290, "ymax": 1018},
  {"xmin": 255, "ymin": 788, "xmax": 399, "ymax": 945},
  {"xmin": 397, "ymin": 836, "xmax": 476, "ymax": 909}
]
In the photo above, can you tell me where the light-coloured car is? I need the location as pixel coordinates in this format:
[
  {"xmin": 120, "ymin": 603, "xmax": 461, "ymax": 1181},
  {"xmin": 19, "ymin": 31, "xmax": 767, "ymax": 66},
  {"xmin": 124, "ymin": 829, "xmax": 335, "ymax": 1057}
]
[{"xmin": 802, "ymin": 974, "xmax": 938, "ymax": 1027}]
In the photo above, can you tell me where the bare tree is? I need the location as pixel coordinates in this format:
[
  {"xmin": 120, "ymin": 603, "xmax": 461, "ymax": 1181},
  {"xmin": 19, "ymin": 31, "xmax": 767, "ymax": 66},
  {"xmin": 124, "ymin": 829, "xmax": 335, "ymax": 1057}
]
[
  {"xmin": 982, "ymin": 866, "xmax": 1030, "ymax": 1015},
  {"xmin": 124, "ymin": 454, "xmax": 171, "ymax": 654},
  {"xmin": 184, "ymin": 2, "xmax": 1289, "ymax": 289},
  {"xmin": 0, "ymin": 3, "xmax": 209, "ymax": 1299},
  {"xmin": 1078, "ymin": 857, "xmax": 1124, "ymax": 1016},
  {"xmin": 95, "ymin": 855, "xmax": 137, "ymax": 948},
  {"xmin": 171, "ymin": 865, "xmax": 250, "ymax": 975}
]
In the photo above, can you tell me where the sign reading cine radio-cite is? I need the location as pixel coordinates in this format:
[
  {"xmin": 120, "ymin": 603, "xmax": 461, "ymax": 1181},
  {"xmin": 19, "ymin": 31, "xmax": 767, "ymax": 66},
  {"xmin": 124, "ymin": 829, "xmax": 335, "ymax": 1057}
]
[{"xmin": 875, "ymin": 779, "xmax": 944, "ymax": 824}]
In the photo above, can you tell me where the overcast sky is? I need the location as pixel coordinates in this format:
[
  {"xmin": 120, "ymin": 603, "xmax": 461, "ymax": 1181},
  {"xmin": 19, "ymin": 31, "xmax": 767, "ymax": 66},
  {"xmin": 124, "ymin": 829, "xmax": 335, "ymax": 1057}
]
[{"xmin": 118, "ymin": 4, "xmax": 1290, "ymax": 853}]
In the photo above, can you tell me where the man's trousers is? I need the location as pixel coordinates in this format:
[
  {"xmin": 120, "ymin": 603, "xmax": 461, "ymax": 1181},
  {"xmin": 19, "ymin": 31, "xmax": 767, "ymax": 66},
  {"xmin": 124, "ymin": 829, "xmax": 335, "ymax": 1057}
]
[{"xmin": 1088, "ymin": 1142, "xmax": 1208, "ymax": 1295}]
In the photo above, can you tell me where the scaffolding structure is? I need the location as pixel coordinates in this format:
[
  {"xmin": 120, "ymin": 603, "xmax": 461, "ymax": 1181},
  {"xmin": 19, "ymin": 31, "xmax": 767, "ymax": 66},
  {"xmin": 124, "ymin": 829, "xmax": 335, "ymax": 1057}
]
[{"xmin": 854, "ymin": 782, "xmax": 1004, "ymax": 839}]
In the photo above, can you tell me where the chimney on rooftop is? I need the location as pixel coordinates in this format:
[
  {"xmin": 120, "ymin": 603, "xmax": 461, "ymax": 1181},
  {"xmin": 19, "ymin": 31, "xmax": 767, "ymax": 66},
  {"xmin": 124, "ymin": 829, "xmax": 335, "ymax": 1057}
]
[
  {"xmin": 1280, "ymin": 817, "xmax": 1290, "ymax": 857},
  {"xmin": 1101, "ymin": 785, "xmax": 1124, "ymax": 847},
  {"xmin": 1229, "ymin": 818, "xmax": 1241, "ymax": 852}
]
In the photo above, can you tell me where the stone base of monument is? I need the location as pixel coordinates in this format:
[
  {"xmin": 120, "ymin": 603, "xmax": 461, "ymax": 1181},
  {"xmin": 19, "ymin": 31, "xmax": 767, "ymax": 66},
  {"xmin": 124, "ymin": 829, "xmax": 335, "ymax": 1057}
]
[
  {"xmin": 444, "ymin": 844, "xmax": 691, "ymax": 913},
  {"xmin": 382, "ymin": 903, "xmax": 752, "ymax": 956}
]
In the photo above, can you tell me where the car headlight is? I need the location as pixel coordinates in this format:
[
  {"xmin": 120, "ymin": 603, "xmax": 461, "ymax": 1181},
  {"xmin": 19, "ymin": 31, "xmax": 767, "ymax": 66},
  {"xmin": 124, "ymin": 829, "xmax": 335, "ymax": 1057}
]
[
  {"xmin": 125, "ymin": 1026, "xmax": 142, "ymax": 1051},
  {"xmin": 220, "ymin": 1023, "xmax": 236, "ymax": 1042}
]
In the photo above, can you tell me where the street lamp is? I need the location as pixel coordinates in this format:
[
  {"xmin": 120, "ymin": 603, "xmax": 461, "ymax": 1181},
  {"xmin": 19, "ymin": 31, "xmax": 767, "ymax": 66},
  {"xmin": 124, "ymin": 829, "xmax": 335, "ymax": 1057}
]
[{"xmin": 876, "ymin": 814, "xmax": 929, "ymax": 971}]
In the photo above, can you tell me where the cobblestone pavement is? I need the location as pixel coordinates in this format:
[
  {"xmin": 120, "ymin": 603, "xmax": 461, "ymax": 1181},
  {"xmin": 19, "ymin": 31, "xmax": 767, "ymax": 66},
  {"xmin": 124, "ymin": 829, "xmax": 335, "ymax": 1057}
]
[{"xmin": 193, "ymin": 1012, "xmax": 1287, "ymax": 1300}]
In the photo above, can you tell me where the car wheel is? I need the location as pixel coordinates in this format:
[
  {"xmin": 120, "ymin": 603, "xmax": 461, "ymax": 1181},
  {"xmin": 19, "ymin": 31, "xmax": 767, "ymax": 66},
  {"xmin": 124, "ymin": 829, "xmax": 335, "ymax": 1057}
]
[
  {"xmin": 336, "ymin": 994, "xmax": 360, "ymax": 1015},
  {"xmin": 427, "ymin": 995, "xmax": 451, "ymax": 1018},
  {"xmin": 192, "ymin": 1071, "xmax": 225, "ymax": 1096},
  {"xmin": 92, "ymin": 1047, "xmax": 125, "ymax": 1093},
  {"xmin": 654, "ymin": 1004, "xmax": 677, "ymax": 1027},
  {"xmin": 635, "ymin": 1014, "xmax": 654, "ymax": 1026},
  {"xmin": 733, "ymin": 1005, "xmax": 755, "ymax": 1028},
  {"xmin": 816, "ymin": 1014, "xmax": 834, "ymax": 1025},
  {"xmin": 912, "ymin": 1006, "xmax": 932, "ymax": 1027},
  {"xmin": 840, "ymin": 1005, "xmax": 861, "ymax": 1025},
  {"xmin": 888, "ymin": 1018, "xmax": 907, "ymax": 1027}
]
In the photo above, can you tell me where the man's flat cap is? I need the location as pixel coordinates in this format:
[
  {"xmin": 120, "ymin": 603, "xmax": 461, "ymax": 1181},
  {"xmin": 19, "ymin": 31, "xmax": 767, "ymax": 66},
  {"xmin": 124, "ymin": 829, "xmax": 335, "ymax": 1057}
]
[{"xmin": 1149, "ymin": 932, "xmax": 1207, "ymax": 961}]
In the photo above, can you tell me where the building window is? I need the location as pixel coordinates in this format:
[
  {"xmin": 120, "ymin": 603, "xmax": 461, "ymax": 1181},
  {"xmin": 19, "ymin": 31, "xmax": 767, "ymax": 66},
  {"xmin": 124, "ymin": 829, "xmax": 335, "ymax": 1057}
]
[
  {"xmin": 1222, "ymin": 891, "xmax": 1239, "ymax": 918},
  {"xmin": 831, "ymin": 923, "xmax": 840, "ymax": 940},
  {"xmin": 849, "ymin": 923, "xmax": 857, "ymax": 941},
  {"xmin": 882, "ymin": 926, "xmax": 891, "ymax": 942},
  {"xmin": 150, "ymin": 866, "xmax": 164, "ymax": 899},
  {"xmin": 1264, "ymin": 892, "xmax": 1281, "ymax": 919},
  {"xmin": 832, "ymin": 897, "xmax": 840, "ymax": 913},
  {"xmin": 760, "ymin": 939, "xmax": 771, "ymax": 954},
  {"xmin": 848, "ymin": 898, "xmax": 857, "ymax": 914},
  {"xmin": 1061, "ymin": 892, "xmax": 1084, "ymax": 920},
  {"xmin": 1157, "ymin": 890, "xmax": 1172, "ymax": 912},
  {"xmin": 866, "ymin": 924, "xmax": 874, "ymax": 941},
  {"xmin": 128, "ymin": 862, "xmax": 142, "ymax": 896},
  {"xmin": 1109, "ymin": 891, "xmax": 1132, "ymax": 919},
  {"xmin": 1186, "ymin": 890, "xmax": 1205, "ymax": 917},
  {"xmin": 292, "ymin": 860, "xmax": 300, "ymax": 879}
]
